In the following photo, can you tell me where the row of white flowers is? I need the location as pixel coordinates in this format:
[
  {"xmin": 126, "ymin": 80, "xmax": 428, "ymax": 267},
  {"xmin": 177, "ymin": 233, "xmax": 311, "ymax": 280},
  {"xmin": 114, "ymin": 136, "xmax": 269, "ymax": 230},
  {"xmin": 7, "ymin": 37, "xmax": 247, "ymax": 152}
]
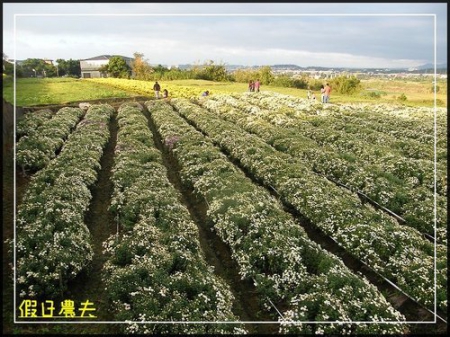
[
  {"xmin": 147, "ymin": 99, "xmax": 407, "ymax": 334},
  {"xmin": 201, "ymin": 95, "xmax": 447, "ymax": 245},
  {"xmin": 229, "ymin": 92, "xmax": 446, "ymax": 196},
  {"xmin": 236, "ymin": 91, "xmax": 447, "ymax": 152},
  {"xmin": 103, "ymin": 102, "xmax": 245, "ymax": 334},
  {"xmin": 171, "ymin": 98, "xmax": 447, "ymax": 314},
  {"xmin": 16, "ymin": 107, "xmax": 85, "ymax": 171},
  {"xmin": 16, "ymin": 108, "xmax": 54, "ymax": 138},
  {"xmin": 15, "ymin": 104, "xmax": 114, "ymax": 298}
]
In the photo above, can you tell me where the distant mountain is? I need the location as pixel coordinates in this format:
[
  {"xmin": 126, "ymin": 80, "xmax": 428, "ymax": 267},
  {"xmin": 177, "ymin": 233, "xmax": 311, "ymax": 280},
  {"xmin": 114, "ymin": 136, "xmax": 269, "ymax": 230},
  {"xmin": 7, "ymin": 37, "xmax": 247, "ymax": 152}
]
[
  {"xmin": 416, "ymin": 63, "xmax": 447, "ymax": 70},
  {"xmin": 271, "ymin": 64, "xmax": 303, "ymax": 70},
  {"xmin": 174, "ymin": 63, "xmax": 447, "ymax": 72}
]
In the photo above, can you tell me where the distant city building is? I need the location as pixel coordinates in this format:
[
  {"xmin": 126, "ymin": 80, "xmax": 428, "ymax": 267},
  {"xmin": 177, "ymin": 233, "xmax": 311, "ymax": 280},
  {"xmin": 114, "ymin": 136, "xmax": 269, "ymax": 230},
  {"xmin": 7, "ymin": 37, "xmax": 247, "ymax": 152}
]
[{"xmin": 80, "ymin": 55, "xmax": 134, "ymax": 78}]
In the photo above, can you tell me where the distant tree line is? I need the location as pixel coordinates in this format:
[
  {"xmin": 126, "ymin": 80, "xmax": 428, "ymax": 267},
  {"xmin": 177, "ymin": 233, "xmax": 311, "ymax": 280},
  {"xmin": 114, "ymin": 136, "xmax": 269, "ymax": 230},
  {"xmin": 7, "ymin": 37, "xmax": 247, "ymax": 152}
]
[
  {"xmin": 3, "ymin": 53, "xmax": 81, "ymax": 78},
  {"xmin": 3, "ymin": 52, "xmax": 363, "ymax": 95},
  {"xmin": 129, "ymin": 53, "xmax": 362, "ymax": 94}
]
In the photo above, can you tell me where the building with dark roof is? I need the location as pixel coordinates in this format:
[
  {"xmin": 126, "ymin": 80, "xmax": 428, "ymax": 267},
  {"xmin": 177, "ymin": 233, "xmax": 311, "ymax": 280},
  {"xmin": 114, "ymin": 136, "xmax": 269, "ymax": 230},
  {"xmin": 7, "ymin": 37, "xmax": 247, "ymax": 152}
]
[{"xmin": 80, "ymin": 55, "xmax": 134, "ymax": 78}]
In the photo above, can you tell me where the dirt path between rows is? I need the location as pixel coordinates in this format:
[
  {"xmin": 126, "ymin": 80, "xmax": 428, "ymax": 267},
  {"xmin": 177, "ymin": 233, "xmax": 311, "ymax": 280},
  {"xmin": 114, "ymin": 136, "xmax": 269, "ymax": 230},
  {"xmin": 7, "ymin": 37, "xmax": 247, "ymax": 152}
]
[
  {"xmin": 61, "ymin": 110, "xmax": 120, "ymax": 334},
  {"xmin": 144, "ymin": 106, "xmax": 280, "ymax": 334}
]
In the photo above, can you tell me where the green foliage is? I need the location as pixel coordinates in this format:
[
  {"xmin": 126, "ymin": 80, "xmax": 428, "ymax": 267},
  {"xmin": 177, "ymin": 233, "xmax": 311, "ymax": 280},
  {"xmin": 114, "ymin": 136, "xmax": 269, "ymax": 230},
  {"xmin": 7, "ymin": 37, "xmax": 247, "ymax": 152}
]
[
  {"xmin": 363, "ymin": 90, "xmax": 387, "ymax": 99},
  {"xmin": 152, "ymin": 64, "xmax": 169, "ymax": 80},
  {"xmin": 367, "ymin": 91, "xmax": 381, "ymax": 98},
  {"xmin": 233, "ymin": 68, "xmax": 259, "ymax": 83},
  {"xmin": 271, "ymin": 75, "xmax": 308, "ymax": 89},
  {"xmin": 307, "ymin": 78, "xmax": 326, "ymax": 91},
  {"xmin": 258, "ymin": 65, "xmax": 274, "ymax": 85},
  {"xmin": 161, "ymin": 68, "xmax": 192, "ymax": 80},
  {"xmin": 330, "ymin": 75, "xmax": 362, "ymax": 94},
  {"xmin": 106, "ymin": 56, "xmax": 131, "ymax": 78},
  {"xmin": 270, "ymin": 75, "xmax": 292, "ymax": 87},
  {"xmin": 13, "ymin": 58, "xmax": 66, "ymax": 78},
  {"xmin": 398, "ymin": 93, "xmax": 407, "ymax": 101},
  {"xmin": 3, "ymin": 59, "xmax": 14, "ymax": 76},
  {"xmin": 19, "ymin": 58, "xmax": 47, "ymax": 77},
  {"xmin": 55, "ymin": 58, "xmax": 81, "ymax": 77},
  {"xmin": 192, "ymin": 60, "xmax": 232, "ymax": 82},
  {"xmin": 231, "ymin": 66, "xmax": 273, "ymax": 85},
  {"xmin": 431, "ymin": 85, "xmax": 440, "ymax": 93}
]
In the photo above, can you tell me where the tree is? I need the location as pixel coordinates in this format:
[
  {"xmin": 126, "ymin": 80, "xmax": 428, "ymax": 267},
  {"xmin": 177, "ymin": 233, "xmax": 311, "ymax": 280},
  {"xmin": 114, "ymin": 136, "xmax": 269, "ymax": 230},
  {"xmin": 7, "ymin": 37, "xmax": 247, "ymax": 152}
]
[
  {"xmin": 20, "ymin": 58, "xmax": 47, "ymax": 77},
  {"xmin": 106, "ymin": 56, "xmax": 130, "ymax": 78},
  {"xmin": 3, "ymin": 53, "xmax": 14, "ymax": 76},
  {"xmin": 43, "ymin": 63, "xmax": 57, "ymax": 77},
  {"xmin": 232, "ymin": 68, "xmax": 261, "ymax": 83},
  {"xmin": 55, "ymin": 59, "xmax": 68, "ymax": 76},
  {"xmin": 66, "ymin": 59, "xmax": 81, "ymax": 77},
  {"xmin": 56, "ymin": 58, "xmax": 81, "ymax": 77},
  {"xmin": 201, "ymin": 60, "xmax": 230, "ymax": 81},
  {"xmin": 258, "ymin": 66, "xmax": 274, "ymax": 85},
  {"xmin": 270, "ymin": 75, "xmax": 308, "ymax": 89},
  {"xmin": 329, "ymin": 75, "xmax": 362, "ymax": 95},
  {"xmin": 152, "ymin": 64, "xmax": 169, "ymax": 80},
  {"xmin": 131, "ymin": 52, "xmax": 153, "ymax": 80}
]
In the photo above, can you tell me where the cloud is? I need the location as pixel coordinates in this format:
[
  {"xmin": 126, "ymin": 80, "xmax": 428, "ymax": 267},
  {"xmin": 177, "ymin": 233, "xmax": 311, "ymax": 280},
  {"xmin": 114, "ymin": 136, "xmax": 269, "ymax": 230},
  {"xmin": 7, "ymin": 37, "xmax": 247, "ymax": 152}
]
[{"xmin": 3, "ymin": 3, "xmax": 447, "ymax": 67}]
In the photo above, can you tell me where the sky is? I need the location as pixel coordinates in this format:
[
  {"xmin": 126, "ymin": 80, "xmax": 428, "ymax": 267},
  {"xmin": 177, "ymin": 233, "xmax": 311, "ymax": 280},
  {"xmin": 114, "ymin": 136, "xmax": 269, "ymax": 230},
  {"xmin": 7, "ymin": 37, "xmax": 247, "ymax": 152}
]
[{"xmin": 2, "ymin": 2, "xmax": 448, "ymax": 69}]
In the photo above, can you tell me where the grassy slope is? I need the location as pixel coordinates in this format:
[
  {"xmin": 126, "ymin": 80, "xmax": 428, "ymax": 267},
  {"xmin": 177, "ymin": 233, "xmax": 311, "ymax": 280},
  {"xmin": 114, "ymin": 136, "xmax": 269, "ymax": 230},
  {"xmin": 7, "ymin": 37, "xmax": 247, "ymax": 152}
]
[
  {"xmin": 3, "ymin": 77, "xmax": 447, "ymax": 107},
  {"xmin": 2, "ymin": 77, "xmax": 138, "ymax": 106}
]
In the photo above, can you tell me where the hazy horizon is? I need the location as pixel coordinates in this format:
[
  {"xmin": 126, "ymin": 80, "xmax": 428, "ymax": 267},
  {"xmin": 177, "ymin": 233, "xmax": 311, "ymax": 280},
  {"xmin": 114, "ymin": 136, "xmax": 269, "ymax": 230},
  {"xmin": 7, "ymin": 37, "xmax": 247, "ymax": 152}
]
[{"xmin": 3, "ymin": 3, "xmax": 447, "ymax": 69}]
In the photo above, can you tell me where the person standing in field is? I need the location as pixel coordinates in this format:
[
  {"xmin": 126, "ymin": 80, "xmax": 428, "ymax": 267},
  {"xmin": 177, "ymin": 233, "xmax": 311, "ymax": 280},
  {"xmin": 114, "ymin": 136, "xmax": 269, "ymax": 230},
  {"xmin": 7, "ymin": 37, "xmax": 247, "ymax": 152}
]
[
  {"xmin": 254, "ymin": 79, "xmax": 261, "ymax": 92},
  {"xmin": 324, "ymin": 83, "xmax": 331, "ymax": 103},
  {"xmin": 248, "ymin": 80, "xmax": 254, "ymax": 92},
  {"xmin": 162, "ymin": 89, "xmax": 168, "ymax": 98},
  {"xmin": 320, "ymin": 85, "xmax": 325, "ymax": 103},
  {"xmin": 153, "ymin": 81, "xmax": 161, "ymax": 99}
]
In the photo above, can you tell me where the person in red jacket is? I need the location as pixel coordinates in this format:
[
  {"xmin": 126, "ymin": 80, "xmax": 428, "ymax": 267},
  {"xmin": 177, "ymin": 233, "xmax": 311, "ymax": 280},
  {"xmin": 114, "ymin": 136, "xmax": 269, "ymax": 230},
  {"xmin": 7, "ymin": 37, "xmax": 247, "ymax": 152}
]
[
  {"xmin": 254, "ymin": 79, "xmax": 261, "ymax": 92},
  {"xmin": 324, "ymin": 83, "xmax": 331, "ymax": 103}
]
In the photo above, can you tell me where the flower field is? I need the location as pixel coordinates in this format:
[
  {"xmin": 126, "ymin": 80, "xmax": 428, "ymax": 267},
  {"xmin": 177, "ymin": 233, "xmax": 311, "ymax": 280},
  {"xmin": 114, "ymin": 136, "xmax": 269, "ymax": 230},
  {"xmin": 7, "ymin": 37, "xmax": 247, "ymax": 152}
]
[{"xmin": 12, "ymin": 91, "xmax": 447, "ymax": 334}]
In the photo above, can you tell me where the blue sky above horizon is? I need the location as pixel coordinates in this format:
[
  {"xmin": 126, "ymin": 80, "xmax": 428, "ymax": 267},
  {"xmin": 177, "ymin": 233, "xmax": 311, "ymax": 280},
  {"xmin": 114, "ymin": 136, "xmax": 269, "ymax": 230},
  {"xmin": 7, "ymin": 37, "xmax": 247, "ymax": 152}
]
[{"xmin": 3, "ymin": 2, "xmax": 447, "ymax": 69}]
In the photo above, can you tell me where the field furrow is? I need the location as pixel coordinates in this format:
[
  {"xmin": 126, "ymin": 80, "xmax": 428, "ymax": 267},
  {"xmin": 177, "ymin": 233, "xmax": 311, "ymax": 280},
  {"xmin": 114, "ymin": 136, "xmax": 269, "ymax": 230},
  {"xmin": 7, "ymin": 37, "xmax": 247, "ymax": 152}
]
[
  {"xmin": 103, "ymin": 102, "xmax": 246, "ymax": 334},
  {"xmin": 199, "ymin": 95, "xmax": 447, "ymax": 244},
  {"xmin": 146, "ymin": 99, "xmax": 409, "ymax": 334},
  {"xmin": 168, "ymin": 97, "xmax": 447, "ymax": 314}
]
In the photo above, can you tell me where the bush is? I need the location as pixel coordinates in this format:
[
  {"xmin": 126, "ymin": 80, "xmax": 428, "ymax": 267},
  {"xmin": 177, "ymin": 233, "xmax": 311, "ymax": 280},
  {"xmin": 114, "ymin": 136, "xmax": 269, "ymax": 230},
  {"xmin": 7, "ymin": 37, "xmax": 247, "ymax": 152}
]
[
  {"xmin": 330, "ymin": 75, "xmax": 362, "ymax": 95},
  {"xmin": 430, "ymin": 85, "xmax": 440, "ymax": 93},
  {"xmin": 267, "ymin": 75, "xmax": 308, "ymax": 89},
  {"xmin": 365, "ymin": 91, "xmax": 381, "ymax": 99},
  {"xmin": 270, "ymin": 75, "xmax": 293, "ymax": 88},
  {"xmin": 307, "ymin": 79, "xmax": 325, "ymax": 91},
  {"xmin": 398, "ymin": 93, "xmax": 407, "ymax": 101}
]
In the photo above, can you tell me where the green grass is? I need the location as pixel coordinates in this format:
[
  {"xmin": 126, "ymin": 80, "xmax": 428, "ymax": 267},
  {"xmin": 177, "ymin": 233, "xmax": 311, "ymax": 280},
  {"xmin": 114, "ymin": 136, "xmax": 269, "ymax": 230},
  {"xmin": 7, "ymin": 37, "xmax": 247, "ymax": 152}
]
[
  {"xmin": 2, "ymin": 77, "xmax": 139, "ymax": 106},
  {"xmin": 3, "ymin": 77, "xmax": 446, "ymax": 108}
]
